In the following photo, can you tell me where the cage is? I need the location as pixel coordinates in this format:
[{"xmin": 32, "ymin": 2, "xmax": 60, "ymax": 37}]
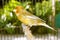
[{"xmin": 0, "ymin": 0, "xmax": 59, "ymax": 40}]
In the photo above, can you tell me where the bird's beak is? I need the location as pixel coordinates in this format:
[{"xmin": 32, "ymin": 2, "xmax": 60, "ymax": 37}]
[{"xmin": 13, "ymin": 9, "xmax": 16, "ymax": 13}]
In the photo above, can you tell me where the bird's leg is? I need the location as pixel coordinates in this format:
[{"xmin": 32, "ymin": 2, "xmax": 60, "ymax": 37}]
[{"xmin": 21, "ymin": 23, "xmax": 35, "ymax": 40}]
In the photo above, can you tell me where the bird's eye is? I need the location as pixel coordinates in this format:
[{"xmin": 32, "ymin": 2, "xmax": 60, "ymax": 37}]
[{"xmin": 16, "ymin": 10, "xmax": 19, "ymax": 13}]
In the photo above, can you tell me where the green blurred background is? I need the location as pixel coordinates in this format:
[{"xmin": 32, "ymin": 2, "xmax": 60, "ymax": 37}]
[{"xmin": 0, "ymin": 0, "xmax": 59, "ymax": 34}]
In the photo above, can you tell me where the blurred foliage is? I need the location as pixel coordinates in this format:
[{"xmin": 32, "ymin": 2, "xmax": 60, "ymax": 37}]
[
  {"xmin": 35, "ymin": 1, "xmax": 52, "ymax": 16},
  {"xmin": 55, "ymin": 1, "xmax": 60, "ymax": 14},
  {"xmin": 0, "ymin": 0, "xmax": 23, "ymax": 34},
  {"xmin": 30, "ymin": 26, "xmax": 50, "ymax": 35},
  {"xmin": 0, "ymin": 0, "xmax": 58, "ymax": 34}
]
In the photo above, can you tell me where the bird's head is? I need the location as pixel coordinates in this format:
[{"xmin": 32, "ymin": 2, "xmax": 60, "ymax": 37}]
[{"xmin": 13, "ymin": 6, "xmax": 24, "ymax": 16}]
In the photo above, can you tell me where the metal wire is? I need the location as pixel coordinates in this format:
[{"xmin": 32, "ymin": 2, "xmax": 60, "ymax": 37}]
[{"xmin": 0, "ymin": 0, "xmax": 58, "ymax": 40}]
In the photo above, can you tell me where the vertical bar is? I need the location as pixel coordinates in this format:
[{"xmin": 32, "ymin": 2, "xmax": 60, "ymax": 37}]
[
  {"xmin": 51, "ymin": 0, "xmax": 55, "ymax": 27},
  {"xmin": 41, "ymin": 1, "xmax": 42, "ymax": 40},
  {"xmin": 19, "ymin": 0, "xmax": 21, "ymax": 2},
  {"xmin": 2, "ymin": 0, "xmax": 4, "ymax": 40},
  {"xmin": 6, "ymin": 0, "xmax": 8, "ymax": 40},
  {"xmin": 52, "ymin": 0, "xmax": 55, "ymax": 40},
  {"xmin": 2, "ymin": 0, "xmax": 4, "ymax": 8},
  {"xmin": 34, "ymin": 0, "xmax": 38, "ymax": 40}
]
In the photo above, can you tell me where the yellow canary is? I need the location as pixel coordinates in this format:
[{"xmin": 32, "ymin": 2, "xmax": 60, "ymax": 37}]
[{"xmin": 13, "ymin": 6, "xmax": 56, "ymax": 31}]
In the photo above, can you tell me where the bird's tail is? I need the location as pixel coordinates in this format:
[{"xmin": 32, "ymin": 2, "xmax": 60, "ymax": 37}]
[{"xmin": 38, "ymin": 23, "xmax": 56, "ymax": 31}]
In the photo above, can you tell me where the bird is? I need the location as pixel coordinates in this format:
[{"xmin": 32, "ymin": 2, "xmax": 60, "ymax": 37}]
[
  {"xmin": 13, "ymin": 6, "xmax": 56, "ymax": 31},
  {"xmin": 13, "ymin": 6, "xmax": 56, "ymax": 40}
]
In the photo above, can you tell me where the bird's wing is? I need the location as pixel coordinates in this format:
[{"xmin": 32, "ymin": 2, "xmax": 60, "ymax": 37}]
[
  {"xmin": 26, "ymin": 15, "xmax": 46, "ymax": 22},
  {"xmin": 23, "ymin": 10, "xmax": 46, "ymax": 23}
]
